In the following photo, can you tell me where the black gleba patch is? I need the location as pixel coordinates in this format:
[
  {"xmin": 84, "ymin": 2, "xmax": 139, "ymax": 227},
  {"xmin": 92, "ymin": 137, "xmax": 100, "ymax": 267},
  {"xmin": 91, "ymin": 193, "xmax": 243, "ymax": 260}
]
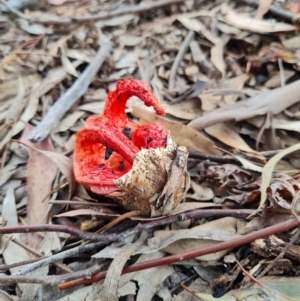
[
  {"xmin": 122, "ymin": 127, "xmax": 132, "ymax": 140},
  {"xmin": 105, "ymin": 147, "xmax": 113, "ymax": 160}
]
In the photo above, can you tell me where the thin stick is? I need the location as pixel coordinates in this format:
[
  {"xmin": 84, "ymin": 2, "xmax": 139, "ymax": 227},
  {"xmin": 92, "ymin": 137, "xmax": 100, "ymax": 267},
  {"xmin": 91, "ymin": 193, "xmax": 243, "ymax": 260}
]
[
  {"xmin": 0, "ymin": 0, "xmax": 186, "ymax": 25},
  {"xmin": 58, "ymin": 217, "xmax": 299, "ymax": 290},
  {"xmin": 168, "ymin": 31, "xmax": 195, "ymax": 96},
  {"xmin": 28, "ymin": 41, "xmax": 112, "ymax": 142},
  {"xmin": 0, "ymin": 209, "xmax": 253, "ymax": 242},
  {"xmin": 236, "ymin": 0, "xmax": 300, "ymax": 25},
  {"xmin": 257, "ymin": 227, "xmax": 300, "ymax": 279}
]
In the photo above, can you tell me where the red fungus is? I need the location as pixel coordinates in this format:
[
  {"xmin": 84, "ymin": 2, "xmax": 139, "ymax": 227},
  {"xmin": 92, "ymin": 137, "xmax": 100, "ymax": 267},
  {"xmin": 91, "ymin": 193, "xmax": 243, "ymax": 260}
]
[{"xmin": 73, "ymin": 79, "xmax": 168, "ymax": 195}]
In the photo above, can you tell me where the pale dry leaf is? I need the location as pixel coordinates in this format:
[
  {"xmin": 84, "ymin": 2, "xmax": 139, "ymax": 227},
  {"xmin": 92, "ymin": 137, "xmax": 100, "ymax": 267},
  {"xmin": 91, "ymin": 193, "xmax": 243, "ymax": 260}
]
[
  {"xmin": 119, "ymin": 35, "xmax": 143, "ymax": 47},
  {"xmin": 132, "ymin": 106, "xmax": 220, "ymax": 155},
  {"xmin": 200, "ymin": 93, "xmax": 221, "ymax": 112},
  {"xmin": 60, "ymin": 46, "xmax": 79, "ymax": 77},
  {"xmin": 138, "ymin": 217, "xmax": 247, "ymax": 261},
  {"xmin": 221, "ymin": 3, "xmax": 297, "ymax": 33},
  {"xmin": 255, "ymin": 0, "xmax": 273, "ymax": 19},
  {"xmin": 79, "ymin": 102, "xmax": 105, "ymax": 114},
  {"xmin": 118, "ymin": 251, "xmax": 174, "ymax": 301},
  {"xmin": 0, "ymin": 64, "xmax": 81, "ymax": 151},
  {"xmin": 102, "ymin": 232, "xmax": 147, "ymax": 301},
  {"xmin": 115, "ymin": 51, "xmax": 139, "ymax": 69},
  {"xmin": 205, "ymin": 123, "xmax": 262, "ymax": 156},
  {"xmin": 188, "ymin": 79, "xmax": 300, "ymax": 130},
  {"xmin": 0, "ymin": 74, "xmax": 41, "ymax": 102},
  {"xmin": 211, "ymin": 39, "xmax": 226, "ymax": 76},
  {"xmin": 66, "ymin": 49, "xmax": 95, "ymax": 63},
  {"xmin": 283, "ymin": 36, "xmax": 300, "ymax": 50},
  {"xmin": 177, "ymin": 16, "xmax": 217, "ymax": 44},
  {"xmin": 252, "ymin": 143, "xmax": 300, "ymax": 216},
  {"xmin": 265, "ymin": 71, "xmax": 295, "ymax": 88},
  {"xmin": 19, "ymin": 128, "xmax": 75, "ymax": 198},
  {"xmin": 0, "ymin": 155, "xmax": 27, "ymax": 186},
  {"xmin": 55, "ymin": 209, "xmax": 118, "ymax": 217},
  {"xmin": 186, "ymin": 180, "xmax": 214, "ymax": 201},
  {"xmin": 48, "ymin": 0, "xmax": 68, "ymax": 5},
  {"xmin": 218, "ymin": 74, "xmax": 249, "ymax": 105},
  {"xmin": 52, "ymin": 111, "xmax": 85, "ymax": 133},
  {"xmin": 232, "ymin": 155, "xmax": 263, "ymax": 173},
  {"xmin": 248, "ymin": 115, "xmax": 300, "ymax": 133},
  {"xmin": 17, "ymin": 19, "xmax": 53, "ymax": 35},
  {"xmin": 20, "ymin": 125, "xmax": 57, "ymax": 226},
  {"xmin": 5, "ymin": 76, "xmax": 25, "ymax": 122},
  {"xmin": 98, "ymin": 14, "xmax": 135, "ymax": 27},
  {"xmin": 2, "ymin": 187, "xmax": 18, "ymax": 226},
  {"xmin": 0, "ymin": 290, "xmax": 17, "ymax": 301}
]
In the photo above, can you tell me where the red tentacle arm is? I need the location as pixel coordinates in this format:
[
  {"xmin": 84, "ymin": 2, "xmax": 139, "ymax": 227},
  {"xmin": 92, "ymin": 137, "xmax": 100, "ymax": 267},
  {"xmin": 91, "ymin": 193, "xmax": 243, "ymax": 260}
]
[
  {"xmin": 73, "ymin": 118, "xmax": 139, "ymax": 194},
  {"xmin": 102, "ymin": 79, "xmax": 166, "ymax": 127}
]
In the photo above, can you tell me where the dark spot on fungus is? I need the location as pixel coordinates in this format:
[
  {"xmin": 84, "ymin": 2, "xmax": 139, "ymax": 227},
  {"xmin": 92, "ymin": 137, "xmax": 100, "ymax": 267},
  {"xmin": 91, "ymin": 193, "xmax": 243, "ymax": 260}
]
[
  {"xmin": 147, "ymin": 137, "xmax": 153, "ymax": 144},
  {"xmin": 122, "ymin": 127, "xmax": 132, "ymax": 140},
  {"xmin": 99, "ymin": 163, "xmax": 105, "ymax": 168},
  {"xmin": 163, "ymin": 135, "xmax": 168, "ymax": 143},
  {"xmin": 105, "ymin": 147, "xmax": 113, "ymax": 160},
  {"xmin": 118, "ymin": 160, "xmax": 124, "ymax": 171}
]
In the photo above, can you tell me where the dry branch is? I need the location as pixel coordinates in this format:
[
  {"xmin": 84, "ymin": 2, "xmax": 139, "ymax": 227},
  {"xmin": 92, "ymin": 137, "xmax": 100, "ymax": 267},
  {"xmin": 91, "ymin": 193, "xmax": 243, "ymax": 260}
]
[
  {"xmin": 28, "ymin": 41, "xmax": 112, "ymax": 142},
  {"xmin": 236, "ymin": 0, "xmax": 300, "ymax": 25},
  {"xmin": 188, "ymin": 79, "xmax": 300, "ymax": 130},
  {"xmin": 59, "ymin": 217, "xmax": 300, "ymax": 289}
]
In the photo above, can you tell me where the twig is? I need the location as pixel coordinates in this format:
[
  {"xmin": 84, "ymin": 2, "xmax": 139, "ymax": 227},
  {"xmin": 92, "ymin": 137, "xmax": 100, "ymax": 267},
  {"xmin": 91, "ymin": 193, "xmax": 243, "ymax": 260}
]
[
  {"xmin": 188, "ymin": 150, "xmax": 240, "ymax": 164},
  {"xmin": 168, "ymin": 30, "xmax": 195, "ymax": 96},
  {"xmin": 28, "ymin": 41, "xmax": 112, "ymax": 142},
  {"xmin": 0, "ymin": 262, "xmax": 107, "ymax": 285},
  {"xmin": 257, "ymin": 228, "xmax": 300, "ymax": 279},
  {"xmin": 0, "ymin": 209, "xmax": 253, "ymax": 242},
  {"xmin": 235, "ymin": 0, "xmax": 300, "ymax": 25},
  {"xmin": 278, "ymin": 58, "xmax": 285, "ymax": 87},
  {"xmin": 0, "ymin": 0, "xmax": 186, "ymax": 25},
  {"xmin": 13, "ymin": 242, "xmax": 107, "ymax": 276},
  {"xmin": 11, "ymin": 236, "xmax": 72, "ymax": 273},
  {"xmin": 58, "ymin": 217, "xmax": 299, "ymax": 290}
]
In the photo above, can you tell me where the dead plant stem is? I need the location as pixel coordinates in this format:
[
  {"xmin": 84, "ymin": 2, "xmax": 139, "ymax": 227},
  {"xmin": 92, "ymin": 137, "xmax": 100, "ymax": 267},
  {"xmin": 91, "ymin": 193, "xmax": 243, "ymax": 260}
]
[{"xmin": 58, "ymin": 217, "xmax": 299, "ymax": 290}]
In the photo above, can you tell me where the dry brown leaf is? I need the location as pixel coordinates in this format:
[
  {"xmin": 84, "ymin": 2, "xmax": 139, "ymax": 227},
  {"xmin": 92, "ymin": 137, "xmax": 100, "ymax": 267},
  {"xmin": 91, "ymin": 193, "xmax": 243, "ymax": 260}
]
[
  {"xmin": 188, "ymin": 79, "xmax": 300, "ymax": 130},
  {"xmin": 205, "ymin": 123, "xmax": 262, "ymax": 157},
  {"xmin": 5, "ymin": 76, "xmax": 25, "ymax": 122},
  {"xmin": 55, "ymin": 209, "xmax": 118, "ymax": 218},
  {"xmin": 221, "ymin": 4, "xmax": 297, "ymax": 33},
  {"xmin": 102, "ymin": 232, "xmax": 147, "ymax": 301},
  {"xmin": 0, "ymin": 74, "xmax": 41, "ymax": 102},
  {"xmin": 18, "ymin": 19, "xmax": 53, "ymax": 35},
  {"xmin": 132, "ymin": 106, "xmax": 220, "ymax": 155},
  {"xmin": 20, "ymin": 125, "xmax": 58, "ymax": 227},
  {"xmin": 217, "ymin": 74, "xmax": 249, "ymax": 105},
  {"xmin": 207, "ymin": 164, "xmax": 253, "ymax": 184},
  {"xmin": 177, "ymin": 16, "xmax": 217, "ymax": 44},
  {"xmin": 60, "ymin": 46, "xmax": 79, "ymax": 77},
  {"xmin": 255, "ymin": 0, "xmax": 273, "ymax": 19},
  {"xmin": 186, "ymin": 180, "xmax": 214, "ymax": 201},
  {"xmin": 211, "ymin": 39, "xmax": 227, "ymax": 76},
  {"xmin": 52, "ymin": 111, "xmax": 85, "ymax": 133},
  {"xmin": 138, "ymin": 217, "xmax": 247, "ymax": 261},
  {"xmin": 252, "ymin": 143, "xmax": 300, "ymax": 216},
  {"xmin": 118, "ymin": 251, "xmax": 174, "ymax": 300}
]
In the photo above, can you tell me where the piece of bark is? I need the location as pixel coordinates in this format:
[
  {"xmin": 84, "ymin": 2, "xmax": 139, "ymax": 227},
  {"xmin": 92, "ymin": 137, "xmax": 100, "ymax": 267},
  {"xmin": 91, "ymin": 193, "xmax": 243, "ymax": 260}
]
[{"xmin": 188, "ymin": 79, "xmax": 300, "ymax": 130}]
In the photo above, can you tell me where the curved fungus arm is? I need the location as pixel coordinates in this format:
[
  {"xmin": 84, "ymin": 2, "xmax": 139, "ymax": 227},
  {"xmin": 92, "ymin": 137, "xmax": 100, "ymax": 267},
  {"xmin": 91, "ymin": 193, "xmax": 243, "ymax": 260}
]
[{"xmin": 102, "ymin": 79, "xmax": 166, "ymax": 127}]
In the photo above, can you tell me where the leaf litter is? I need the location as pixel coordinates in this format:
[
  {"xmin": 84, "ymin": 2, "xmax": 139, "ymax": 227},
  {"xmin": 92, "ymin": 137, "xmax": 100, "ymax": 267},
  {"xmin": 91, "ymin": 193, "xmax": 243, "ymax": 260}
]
[{"xmin": 1, "ymin": 0, "xmax": 300, "ymax": 300}]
